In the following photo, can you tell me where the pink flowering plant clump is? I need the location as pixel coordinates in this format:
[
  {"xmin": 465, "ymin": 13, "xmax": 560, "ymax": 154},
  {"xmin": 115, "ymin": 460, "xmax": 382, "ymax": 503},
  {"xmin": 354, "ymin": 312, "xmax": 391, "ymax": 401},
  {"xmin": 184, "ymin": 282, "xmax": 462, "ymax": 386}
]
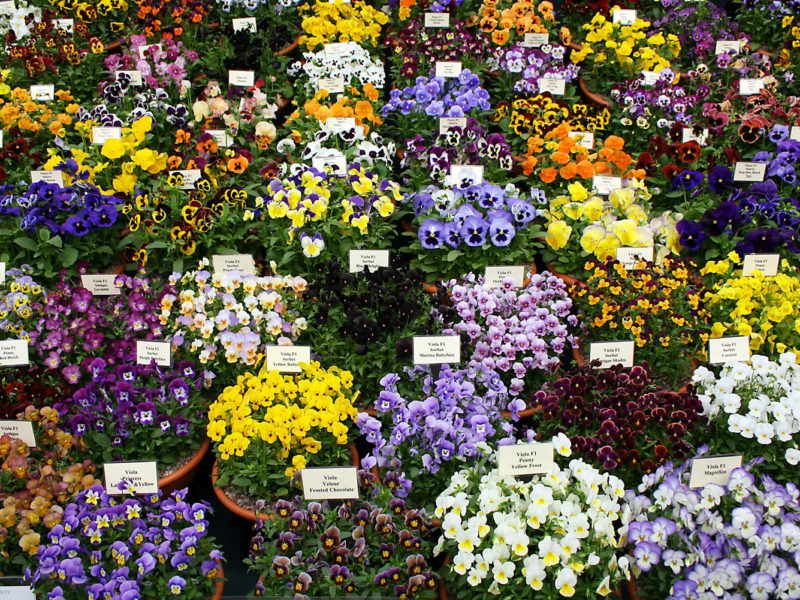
[
  {"xmin": 105, "ymin": 35, "xmax": 199, "ymax": 93},
  {"xmin": 158, "ymin": 259, "xmax": 309, "ymax": 390},
  {"xmin": 627, "ymin": 450, "xmax": 800, "ymax": 600},
  {"xmin": 26, "ymin": 485, "xmax": 224, "ymax": 600}
]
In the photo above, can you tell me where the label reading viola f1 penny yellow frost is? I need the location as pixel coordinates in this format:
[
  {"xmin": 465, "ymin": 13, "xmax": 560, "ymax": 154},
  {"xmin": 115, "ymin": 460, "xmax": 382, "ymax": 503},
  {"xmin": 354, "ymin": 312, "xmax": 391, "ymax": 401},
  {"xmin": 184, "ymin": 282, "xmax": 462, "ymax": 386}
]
[{"xmin": 498, "ymin": 442, "xmax": 554, "ymax": 477}]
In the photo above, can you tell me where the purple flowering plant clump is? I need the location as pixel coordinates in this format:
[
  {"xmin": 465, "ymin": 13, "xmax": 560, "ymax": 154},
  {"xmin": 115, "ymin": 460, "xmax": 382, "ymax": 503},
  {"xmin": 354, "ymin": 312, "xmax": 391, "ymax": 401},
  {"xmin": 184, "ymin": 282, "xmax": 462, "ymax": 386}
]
[
  {"xmin": 405, "ymin": 180, "xmax": 543, "ymax": 281},
  {"xmin": 488, "ymin": 43, "xmax": 580, "ymax": 97},
  {"xmin": 247, "ymin": 472, "xmax": 438, "ymax": 598},
  {"xmin": 27, "ymin": 485, "xmax": 224, "ymax": 600},
  {"xmin": 627, "ymin": 449, "xmax": 800, "ymax": 600},
  {"xmin": 54, "ymin": 359, "xmax": 212, "ymax": 467}
]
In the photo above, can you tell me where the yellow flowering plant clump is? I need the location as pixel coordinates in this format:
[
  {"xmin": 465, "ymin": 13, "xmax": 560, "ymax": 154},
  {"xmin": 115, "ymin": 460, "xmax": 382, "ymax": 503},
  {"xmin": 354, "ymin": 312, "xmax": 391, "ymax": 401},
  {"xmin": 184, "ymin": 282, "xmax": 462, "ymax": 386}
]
[
  {"xmin": 702, "ymin": 252, "xmax": 800, "ymax": 358},
  {"xmin": 0, "ymin": 406, "xmax": 98, "ymax": 576},
  {"xmin": 569, "ymin": 8, "xmax": 681, "ymax": 87},
  {"xmin": 208, "ymin": 361, "xmax": 359, "ymax": 501},
  {"xmin": 542, "ymin": 181, "xmax": 682, "ymax": 276},
  {"xmin": 572, "ymin": 256, "xmax": 710, "ymax": 386},
  {"xmin": 298, "ymin": 0, "xmax": 389, "ymax": 50}
]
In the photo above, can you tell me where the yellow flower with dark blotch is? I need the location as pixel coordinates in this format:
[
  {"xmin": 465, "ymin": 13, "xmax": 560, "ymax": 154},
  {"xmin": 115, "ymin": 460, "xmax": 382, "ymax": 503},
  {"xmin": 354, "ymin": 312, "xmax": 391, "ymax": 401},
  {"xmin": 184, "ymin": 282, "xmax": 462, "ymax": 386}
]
[{"xmin": 167, "ymin": 172, "xmax": 185, "ymax": 188}]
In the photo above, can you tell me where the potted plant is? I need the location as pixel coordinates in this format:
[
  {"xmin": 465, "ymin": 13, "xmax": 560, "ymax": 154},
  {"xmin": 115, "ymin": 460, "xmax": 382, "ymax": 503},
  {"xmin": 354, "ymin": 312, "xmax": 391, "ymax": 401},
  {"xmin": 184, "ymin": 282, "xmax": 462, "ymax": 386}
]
[
  {"xmin": 297, "ymin": 0, "xmax": 388, "ymax": 51},
  {"xmin": 208, "ymin": 361, "xmax": 360, "ymax": 521},
  {"xmin": 246, "ymin": 472, "xmax": 439, "ymax": 598},
  {"xmin": 26, "ymin": 485, "xmax": 225, "ymax": 600},
  {"xmin": 434, "ymin": 437, "xmax": 633, "ymax": 599}
]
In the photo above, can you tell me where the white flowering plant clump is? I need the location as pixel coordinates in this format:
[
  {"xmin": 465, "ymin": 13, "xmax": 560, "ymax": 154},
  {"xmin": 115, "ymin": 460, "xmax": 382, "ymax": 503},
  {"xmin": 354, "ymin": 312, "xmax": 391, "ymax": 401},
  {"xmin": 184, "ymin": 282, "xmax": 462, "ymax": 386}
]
[
  {"xmin": 433, "ymin": 436, "xmax": 634, "ymax": 599},
  {"xmin": 289, "ymin": 42, "xmax": 386, "ymax": 95},
  {"xmin": 692, "ymin": 352, "xmax": 800, "ymax": 483}
]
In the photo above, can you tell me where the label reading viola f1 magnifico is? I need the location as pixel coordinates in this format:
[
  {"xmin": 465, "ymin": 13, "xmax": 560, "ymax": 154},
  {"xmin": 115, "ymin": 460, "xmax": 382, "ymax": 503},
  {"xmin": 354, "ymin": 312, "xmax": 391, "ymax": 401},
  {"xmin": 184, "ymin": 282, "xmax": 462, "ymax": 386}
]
[
  {"xmin": 265, "ymin": 345, "xmax": 311, "ymax": 373},
  {"xmin": 538, "ymin": 78, "xmax": 565, "ymax": 95},
  {"xmin": 741, "ymin": 254, "xmax": 779, "ymax": 277},
  {"xmin": 0, "ymin": 420, "xmax": 36, "ymax": 446},
  {"xmin": 91, "ymin": 126, "xmax": 122, "ymax": 145},
  {"xmin": 498, "ymin": 442, "xmax": 554, "ymax": 477},
  {"xmin": 136, "ymin": 341, "xmax": 172, "ymax": 367},
  {"xmin": 169, "ymin": 169, "xmax": 202, "ymax": 190},
  {"xmin": 413, "ymin": 336, "xmax": 460, "ymax": 365},
  {"xmin": 81, "ymin": 274, "xmax": 121, "ymax": 296},
  {"xmin": 0, "ymin": 341, "xmax": 28, "ymax": 367},
  {"xmin": 317, "ymin": 77, "xmax": 345, "ymax": 94},
  {"xmin": 708, "ymin": 336, "xmax": 750, "ymax": 364},
  {"xmin": 103, "ymin": 461, "xmax": 158, "ymax": 495},
  {"xmin": 588, "ymin": 341, "xmax": 635, "ymax": 369},
  {"xmin": 484, "ymin": 266, "xmax": 525, "ymax": 288},
  {"xmin": 301, "ymin": 467, "xmax": 359, "ymax": 500},
  {"xmin": 689, "ymin": 455, "xmax": 743, "ymax": 488},
  {"xmin": 592, "ymin": 175, "xmax": 622, "ymax": 195}
]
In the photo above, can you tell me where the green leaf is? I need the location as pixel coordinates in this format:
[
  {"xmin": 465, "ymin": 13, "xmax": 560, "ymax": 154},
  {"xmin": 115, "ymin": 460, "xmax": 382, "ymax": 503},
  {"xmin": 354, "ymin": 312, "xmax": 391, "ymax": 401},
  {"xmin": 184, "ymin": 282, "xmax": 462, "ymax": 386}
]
[
  {"xmin": 231, "ymin": 476, "xmax": 252, "ymax": 487},
  {"xmin": 146, "ymin": 241, "xmax": 170, "ymax": 250},
  {"xmin": 60, "ymin": 247, "xmax": 78, "ymax": 267},
  {"xmin": 91, "ymin": 430, "xmax": 111, "ymax": 448},
  {"xmin": 46, "ymin": 235, "xmax": 63, "ymax": 248},
  {"xmin": 13, "ymin": 237, "xmax": 38, "ymax": 251},
  {"xmin": 446, "ymin": 249, "xmax": 462, "ymax": 262},
  {"xmin": 37, "ymin": 228, "xmax": 51, "ymax": 242}
]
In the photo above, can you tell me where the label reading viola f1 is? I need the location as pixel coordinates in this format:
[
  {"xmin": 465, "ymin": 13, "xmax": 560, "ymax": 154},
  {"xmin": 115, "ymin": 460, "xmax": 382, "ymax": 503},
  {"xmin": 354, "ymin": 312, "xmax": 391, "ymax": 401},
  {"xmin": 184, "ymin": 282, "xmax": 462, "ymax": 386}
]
[
  {"xmin": 498, "ymin": 442, "xmax": 554, "ymax": 477},
  {"xmin": 449, "ymin": 164, "xmax": 484, "ymax": 184},
  {"xmin": 117, "ymin": 70, "xmax": 143, "ymax": 86},
  {"xmin": 791, "ymin": 126, "xmax": 800, "ymax": 142},
  {"xmin": 439, "ymin": 117, "xmax": 467, "ymax": 134},
  {"xmin": 568, "ymin": 131, "xmax": 594, "ymax": 149},
  {"xmin": 715, "ymin": 40, "xmax": 741, "ymax": 54},
  {"xmin": 317, "ymin": 77, "xmax": 345, "ymax": 94},
  {"xmin": 592, "ymin": 175, "xmax": 622, "ymax": 195},
  {"xmin": 0, "ymin": 340, "xmax": 28, "ymax": 367},
  {"xmin": 484, "ymin": 265, "xmax": 525, "ymax": 288},
  {"xmin": 0, "ymin": 587, "xmax": 35, "ymax": 600},
  {"xmin": 103, "ymin": 461, "xmax": 158, "ymax": 495},
  {"xmin": 0, "ymin": 420, "xmax": 36, "ymax": 446},
  {"xmin": 137, "ymin": 43, "xmax": 162, "ymax": 59},
  {"xmin": 30, "ymin": 170, "xmax": 64, "ymax": 187},
  {"xmin": 0, "ymin": 1, "xmax": 16, "ymax": 14},
  {"xmin": 733, "ymin": 162, "xmax": 767, "ymax": 182},
  {"xmin": 708, "ymin": 336, "xmax": 750, "ymax": 364},
  {"xmin": 30, "ymin": 84, "xmax": 55, "ymax": 101},
  {"xmin": 312, "ymin": 153, "xmax": 347, "ymax": 176},
  {"xmin": 81, "ymin": 274, "xmax": 121, "ymax": 296},
  {"xmin": 302, "ymin": 466, "xmax": 359, "ymax": 500},
  {"xmin": 349, "ymin": 249, "xmax": 390, "ymax": 273},
  {"xmin": 615, "ymin": 246, "xmax": 654, "ymax": 270},
  {"xmin": 742, "ymin": 253, "xmax": 779, "ymax": 277},
  {"xmin": 228, "ymin": 70, "xmax": 255, "ymax": 87},
  {"xmin": 612, "ymin": 9, "xmax": 636, "ymax": 24},
  {"xmin": 231, "ymin": 17, "xmax": 257, "ymax": 32},
  {"xmin": 207, "ymin": 130, "xmax": 233, "ymax": 148},
  {"xmin": 521, "ymin": 32, "xmax": 549, "ymax": 47},
  {"xmin": 435, "ymin": 61, "xmax": 462, "ymax": 78},
  {"xmin": 424, "ymin": 12, "xmax": 449, "ymax": 27},
  {"xmin": 136, "ymin": 341, "xmax": 171, "ymax": 367},
  {"xmin": 413, "ymin": 336, "xmax": 460, "ymax": 365},
  {"xmin": 212, "ymin": 254, "xmax": 256, "ymax": 275},
  {"xmin": 682, "ymin": 128, "xmax": 710, "ymax": 146},
  {"xmin": 323, "ymin": 42, "xmax": 350, "ymax": 57},
  {"xmin": 169, "ymin": 169, "xmax": 202, "ymax": 190},
  {"xmin": 538, "ymin": 78, "xmax": 566, "ymax": 95},
  {"xmin": 689, "ymin": 455, "xmax": 743, "ymax": 488},
  {"xmin": 265, "ymin": 345, "xmax": 311, "ymax": 373},
  {"xmin": 589, "ymin": 341, "xmax": 635, "ymax": 369},
  {"xmin": 91, "ymin": 126, "xmax": 122, "ymax": 145},
  {"xmin": 738, "ymin": 78, "xmax": 764, "ymax": 95}
]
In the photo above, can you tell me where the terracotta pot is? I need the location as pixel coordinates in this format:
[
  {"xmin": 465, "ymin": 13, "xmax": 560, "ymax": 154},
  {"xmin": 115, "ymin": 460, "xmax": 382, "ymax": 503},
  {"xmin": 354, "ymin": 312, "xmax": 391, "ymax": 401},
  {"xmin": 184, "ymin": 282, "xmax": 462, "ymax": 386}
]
[
  {"xmin": 211, "ymin": 445, "xmax": 360, "ymax": 522},
  {"xmin": 501, "ymin": 405, "xmax": 542, "ymax": 419},
  {"xmin": 104, "ymin": 39, "xmax": 123, "ymax": 53},
  {"xmin": 544, "ymin": 263, "xmax": 588, "ymax": 290},
  {"xmin": 159, "ymin": 437, "xmax": 211, "ymax": 496},
  {"xmin": 573, "ymin": 344, "xmax": 585, "ymax": 367},
  {"xmin": 211, "ymin": 563, "xmax": 225, "ymax": 600},
  {"xmin": 274, "ymin": 34, "xmax": 300, "ymax": 57},
  {"xmin": 577, "ymin": 77, "xmax": 611, "ymax": 109}
]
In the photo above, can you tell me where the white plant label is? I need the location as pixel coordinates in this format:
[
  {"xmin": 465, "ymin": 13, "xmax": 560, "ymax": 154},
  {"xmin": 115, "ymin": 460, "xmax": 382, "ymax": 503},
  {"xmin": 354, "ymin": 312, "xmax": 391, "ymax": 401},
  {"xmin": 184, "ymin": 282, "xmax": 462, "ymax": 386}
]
[
  {"xmin": 641, "ymin": 70, "xmax": 660, "ymax": 85},
  {"xmin": 212, "ymin": 254, "xmax": 256, "ymax": 275},
  {"xmin": 231, "ymin": 17, "xmax": 257, "ymax": 32},
  {"xmin": 323, "ymin": 42, "xmax": 350, "ymax": 57},
  {"xmin": 324, "ymin": 117, "xmax": 356, "ymax": 130},
  {"xmin": 568, "ymin": 131, "xmax": 594, "ymax": 149},
  {"xmin": 439, "ymin": 117, "xmax": 467, "ymax": 134},
  {"xmin": 0, "ymin": 1, "xmax": 16, "ymax": 14},
  {"xmin": 739, "ymin": 78, "xmax": 764, "ymax": 95},
  {"xmin": 317, "ymin": 77, "xmax": 345, "ymax": 94},
  {"xmin": 54, "ymin": 18, "xmax": 74, "ymax": 32},
  {"xmin": 424, "ymin": 12, "xmax": 449, "ymax": 27},
  {"xmin": 0, "ymin": 130, "xmax": 3, "ymax": 148},
  {"xmin": 30, "ymin": 85, "xmax": 54, "ymax": 101},
  {"xmin": 137, "ymin": 43, "xmax": 162, "ymax": 59},
  {"xmin": 169, "ymin": 169, "xmax": 202, "ymax": 190},
  {"xmin": 92, "ymin": 126, "xmax": 122, "ymax": 145},
  {"xmin": 103, "ymin": 461, "xmax": 158, "ymax": 495},
  {"xmin": 207, "ymin": 130, "xmax": 233, "ymax": 148},
  {"xmin": 413, "ymin": 335, "xmax": 460, "ymax": 365},
  {"xmin": 498, "ymin": 442, "xmax": 554, "ymax": 477},
  {"xmin": 435, "ymin": 61, "xmax": 462, "ymax": 78},
  {"xmin": 613, "ymin": 9, "xmax": 636, "ymax": 24},
  {"xmin": 0, "ymin": 262, "xmax": 5, "ymax": 285},
  {"xmin": 349, "ymin": 249, "xmax": 390, "ymax": 273},
  {"xmin": 593, "ymin": 175, "xmax": 622, "ymax": 195},
  {"xmin": 538, "ymin": 78, "xmax": 566, "ymax": 95},
  {"xmin": 136, "ymin": 340, "xmax": 172, "ymax": 367},
  {"xmin": 589, "ymin": 341, "xmax": 635, "ymax": 369},
  {"xmin": 616, "ymin": 246, "xmax": 654, "ymax": 270},
  {"xmin": 81, "ymin": 274, "xmax": 121, "ymax": 296},
  {"xmin": 715, "ymin": 40, "xmax": 741, "ymax": 54},
  {"xmin": 312, "ymin": 153, "xmax": 347, "ymax": 176},
  {"xmin": 733, "ymin": 162, "xmax": 766, "ymax": 182},
  {"xmin": 450, "ymin": 164, "xmax": 484, "ymax": 184},
  {"xmin": 682, "ymin": 128, "xmax": 710, "ymax": 146},
  {"xmin": 741, "ymin": 254, "xmax": 779, "ymax": 277},
  {"xmin": 265, "ymin": 345, "xmax": 311, "ymax": 373},
  {"xmin": 484, "ymin": 266, "xmax": 525, "ymax": 288},
  {"xmin": 689, "ymin": 455, "xmax": 743, "ymax": 488},
  {"xmin": 521, "ymin": 32, "xmax": 549, "ymax": 47},
  {"xmin": 228, "ymin": 70, "xmax": 255, "ymax": 87},
  {"xmin": 0, "ymin": 340, "xmax": 27, "ymax": 369},
  {"xmin": 791, "ymin": 126, "xmax": 800, "ymax": 142},
  {"xmin": 0, "ymin": 587, "xmax": 35, "ymax": 600},
  {"xmin": 302, "ymin": 466, "xmax": 359, "ymax": 500},
  {"xmin": 117, "ymin": 70, "xmax": 143, "ymax": 85},
  {"xmin": 30, "ymin": 170, "xmax": 64, "ymax": 186},
  {"xmin": 0, "ymin": 420, "xmax": 36, "ymax": 446},
  {"xmin": 708, "ymin": 336, "xmax": 751, "ymax": 364}
]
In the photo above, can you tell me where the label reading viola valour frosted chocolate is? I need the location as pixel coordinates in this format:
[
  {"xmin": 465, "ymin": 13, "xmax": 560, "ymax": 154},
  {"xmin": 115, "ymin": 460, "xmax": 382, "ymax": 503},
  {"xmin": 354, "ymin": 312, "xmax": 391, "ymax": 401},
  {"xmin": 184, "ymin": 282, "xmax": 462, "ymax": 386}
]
[
  {"xmin": 588, "ymin": 341, "xmax": 635, "ymax": 369},
  {"xmin": 302, "ymin": 466, "xmax": 359, "ymax": 500},
  {"xmin": 103, "ymin": 461, "xmax": 158, "ymax": 495}
]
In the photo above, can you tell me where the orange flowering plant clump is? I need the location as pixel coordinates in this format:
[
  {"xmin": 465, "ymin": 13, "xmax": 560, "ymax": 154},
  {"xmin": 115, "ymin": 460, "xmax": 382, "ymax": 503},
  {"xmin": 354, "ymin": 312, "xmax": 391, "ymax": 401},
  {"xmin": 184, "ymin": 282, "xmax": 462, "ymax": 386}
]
[
  {"xmin": 477, "ymin": 0, "xmax": 559, "ymax": 46},
  {"xmin": 0, "ymin": 406, "xmax": 98, "ymax": 576},
  {"xmin": 521, "ymin": 123, "xmax": 646, "ymax": 192}
]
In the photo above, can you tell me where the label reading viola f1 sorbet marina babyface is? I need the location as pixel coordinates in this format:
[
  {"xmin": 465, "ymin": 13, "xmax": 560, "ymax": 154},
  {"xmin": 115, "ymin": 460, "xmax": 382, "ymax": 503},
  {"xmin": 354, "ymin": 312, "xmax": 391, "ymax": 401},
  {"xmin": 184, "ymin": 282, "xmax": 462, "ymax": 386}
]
[
  {"xmin": 688, "ymin": 455, "xmax": 743, "ymax": 488},
  {"xmin": 301, "ymin": 466, "xmax": 359, "ymax": 500},
  {"xmin": 265, "ymin": 345, "xmax": 311, "ymax": 373},
  {"xmin": 0, "ymin": 420, "xmax": 36, "ymax": 446},
  {"xmin": 103, "ymin": 461, "xmax": 159, "ymax": 495},
  {"xmin": 413, "ymin": 336, "xmax": 460, "ymax": 365},
  {"xmin": 497, "ymin": 442, "xmax": 554, "ymax": 477}
]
